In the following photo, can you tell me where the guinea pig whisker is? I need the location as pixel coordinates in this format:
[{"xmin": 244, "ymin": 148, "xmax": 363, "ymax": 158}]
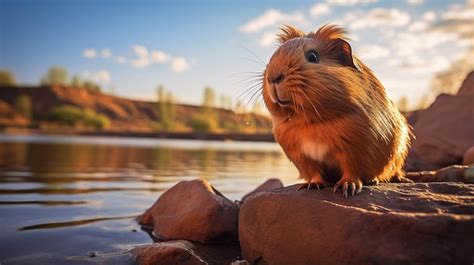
[
  {"xmin": 241, "ymin": 46, "xmax": 267, "ymax": 66},
  {"xmin": 228, "ymin": 71, "xmax": 263, "ymax": 78},
  {"xmin": 240, "ymin": 57, "xmax": 266, "ymax": 68},
  {"xmin": 297, "ymin": 94, "xmax": 310, "ymax": 125},
  {"xmin": 237, "ymin": 81, "xmax": 262, "ymax": 102},
  {"xmin": 300, "ymin": 89, "xmax": 323, "ymax": 122},
  {"xmin": 243, "ymin": 87, "xmax": 263, "ymax": 111}
]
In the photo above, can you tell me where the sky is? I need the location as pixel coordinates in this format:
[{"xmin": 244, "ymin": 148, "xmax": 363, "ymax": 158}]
[{"xmin": 1, "ymin": 0, "xmax": 473, "ymax": 108}]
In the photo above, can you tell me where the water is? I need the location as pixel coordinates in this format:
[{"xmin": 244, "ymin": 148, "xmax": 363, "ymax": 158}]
[{"xmin": 0, "ymin": 134, "xmax": 298, "ymax": 264}]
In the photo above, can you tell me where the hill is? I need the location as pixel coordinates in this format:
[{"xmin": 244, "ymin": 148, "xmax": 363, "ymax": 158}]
[{"xmin": 0, "ymin": 85, "xmax": 272, "ymax": 133}]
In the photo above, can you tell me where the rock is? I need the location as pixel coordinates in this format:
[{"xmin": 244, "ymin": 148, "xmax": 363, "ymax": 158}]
[
  {"xmin": 137, "ymin": 179, "xmax": 239, "ymax": 243},
  {"xmin": 132, "ymin": 240, "xmax": 241, "ymax": 265},
  {"xmin": 241, "ymin": 178, "xmax": 284, "ymax": 202},
  {"xmin": 405, "ymin": 164, "xmax": 474, "ymax": 183},
  {"xmin": 405, "ymin": 75, "xmax": 474, "ymax": 170},
  {"xmin": 457, "ymin": 71, "xmax": 474, "ymax": 95},
  {"xmin": 239, "ymin": 183, "xmax": 474, "ymax": 265},
  {"xmin": 463, "ymin": 146, "xmax": 474, "ymax": 165}
]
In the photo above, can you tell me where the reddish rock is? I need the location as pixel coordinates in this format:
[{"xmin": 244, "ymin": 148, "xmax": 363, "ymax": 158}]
[
  {"xmin": 405, "ymin": 72, "xmax": 474, "ymax": 171},
  {"xmin": 241, "ymin": 178, "xmax": 283, "ymax": 202},
  {"xmin": 137, "ymin": 179, "xmax": 239, "ymax": 243},
  {"xmin": 457, "ymin": 71, "xmax": 474, "ymax": 95},
  {"xmin": 132, "ymin": 240, "xmax": 241, "ymax": 265},
  {"xmin": 239, "ymin": 183, "xmax": 474, "ymax": 265},
  {"xmin": 405, "ymin": 164, "xmax": 474, "ymax": 183},
  {"xmin": 463, "ymin": 146, "xmax": 474, "ymax": 165}
]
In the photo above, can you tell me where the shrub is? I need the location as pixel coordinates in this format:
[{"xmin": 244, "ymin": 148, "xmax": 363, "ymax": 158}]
[
  {"xmin": 14, "ymin": 94, "xmax": 33, "ymax": 119},
  {"xmin": 49, "ymin": 105, "xmax": 109, "ymax": 129},
  {"xmin": 189, "ymin": 114, "xmax": 217, "ymax": 132},
  {"xmin": 0, "ymin": 70, "xmax": 16, "ymax": 85}
]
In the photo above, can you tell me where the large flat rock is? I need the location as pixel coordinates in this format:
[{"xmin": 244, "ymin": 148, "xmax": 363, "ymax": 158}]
[{"xmin": 239, "ymin": 183, "xmax": 474, "ymax": 265}]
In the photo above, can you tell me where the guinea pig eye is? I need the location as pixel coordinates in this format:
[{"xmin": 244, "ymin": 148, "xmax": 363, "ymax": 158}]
[{"xmin": 306, "ymin": 50, "xmax": 320, "ymax": 64}]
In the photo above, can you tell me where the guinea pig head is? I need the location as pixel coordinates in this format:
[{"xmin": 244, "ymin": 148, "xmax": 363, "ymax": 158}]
[{"xmin": 262, "ymin": 24, "xmax": 362, "ymax": 122}]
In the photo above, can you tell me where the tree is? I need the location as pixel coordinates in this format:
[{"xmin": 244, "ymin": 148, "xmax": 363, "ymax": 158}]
[
  {"xmin": 71, "ymin": 75, "xmax": 83, "ymax": 87},
  {"xmin": 41, "ymin": 66, "xmax": 68, "ymax": 85},
  {"xmin": 202, "ymin": 86, "xmax": 215, "ymax": 110},
  {"xmin": 396, "ymin": 96, "xmax": 409, "ymax": 112},
  {"xmin": 83, "ymin": 81, "xmax": 101, "ymax": 92},
  {"xmin": 15, "ymin": 94, "xmax": 33, "ymax": 119},
  {"xmin": 0, "ymin": 70, "xmax": 16, "ymax": 85},
  {"xmin": 156, "ymin": 85, "xmax": 175, "ymax": 130}
]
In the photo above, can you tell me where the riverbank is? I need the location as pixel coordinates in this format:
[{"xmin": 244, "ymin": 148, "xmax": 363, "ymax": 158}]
[{"xmin": 0, "ymin": 128, "xmax": 275, "ymax": 142}]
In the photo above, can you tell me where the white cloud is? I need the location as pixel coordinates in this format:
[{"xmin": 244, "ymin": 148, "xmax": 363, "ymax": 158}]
[
  {"xmin": 259, "ymin": 31, "xmax": 278, "ymax": 47},
  {"xmin": 170, "ymin": 57, "xmax": 190, "ymax": 72},
  {"xmin": 130, "ymin": 57, "xmax": 150, "ymax": 68},
  {"xmin": 239, "ymin": 9, "xmax": 306, "ymax": 33},
  {"xmin": 310, "ymin": 3, "xmax": 330, "ymax": 16},
  {"xmin": 349, "ymin": 8, "xmax": 411, "ymax": 29},
  {"xmin": 422, "ymin": 11, "xmax": 436, "ymax": 22},
  {"xmin": 82, "ymin": 45, "xmax": 191, "ymax": 73},
  {"xmin": 151, "ymin": 50, "xmax": 170, "ymax": 63},
  {"xmin": 357, "ymin": 45, "xmax": 390, "ymax": 60},
  {"xmin": 100, "ymin": 48, "xmax": 112, "ymax": 58},
  {"xmin": 115, "ymin": 56, "xmax": 126, "ymax": 64},
  {"xmin": 406, "ymin": 0, "xmax": 423, "ymax": 5},
  {"xmin": 433, "ymin": 0, "xmax": 474, "ymax": 43},
  {"xmin": 132, "ymin": 45, "xmax": 148, "ymax": 58},
  {"xmin": 83, "ymin": 48, "xmax": 96, "ymax": 59},
  {"xmin": 326, "ymin": 0, "xmax": 377, "ymax": 5},
  {"xmin": 130, "ymin": 44, "xmax": 150, "ymax": 68},
  {"xmin": 82, "ymin": 70, "xmax": 111, "ymax": 84}
]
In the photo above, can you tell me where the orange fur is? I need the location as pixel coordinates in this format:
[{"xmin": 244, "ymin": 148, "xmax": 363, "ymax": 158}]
[{"xmin": 262, "ymin": 24, "xmax": 411, "ymax": 190}]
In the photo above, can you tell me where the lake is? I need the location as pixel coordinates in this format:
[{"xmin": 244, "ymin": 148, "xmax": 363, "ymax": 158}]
[{"xmin": 0, "ymin": 134, "xmax": 298, "ymax": 264}]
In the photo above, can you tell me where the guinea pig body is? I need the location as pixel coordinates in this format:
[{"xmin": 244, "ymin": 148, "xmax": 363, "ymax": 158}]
[{"xmin": 262, "ymin": 24, "xmax": 411, "ymax": 197}]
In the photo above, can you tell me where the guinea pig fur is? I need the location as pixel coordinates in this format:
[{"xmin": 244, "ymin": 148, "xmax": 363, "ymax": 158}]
[{"xmin": 262, "ymin": 24, "xmax": 411, "ymax": 197}]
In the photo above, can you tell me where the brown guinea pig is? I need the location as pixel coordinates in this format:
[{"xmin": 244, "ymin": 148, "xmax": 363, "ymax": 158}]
[{"xmin": 262, "ymin": 24, "xmax": 411, "ymax": 197}]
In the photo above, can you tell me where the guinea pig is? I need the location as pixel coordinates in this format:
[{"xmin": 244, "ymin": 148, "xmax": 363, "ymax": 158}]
[{"xmin": 262, "ymin": 24, "xmax": 411, "ymax": 197}]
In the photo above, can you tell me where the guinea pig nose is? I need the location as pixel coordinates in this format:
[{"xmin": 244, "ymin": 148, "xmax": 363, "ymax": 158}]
[{"xmin": 269, "ymin": 74, "xmax": 285, "ymax": 84}]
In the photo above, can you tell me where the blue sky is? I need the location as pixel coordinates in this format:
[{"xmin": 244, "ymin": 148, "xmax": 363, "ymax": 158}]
[{"xmin": 1, "ymin": 0, "xmax": 472, "ymax": 108}]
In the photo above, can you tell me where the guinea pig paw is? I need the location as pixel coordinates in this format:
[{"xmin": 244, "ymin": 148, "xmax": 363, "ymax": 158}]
[
  {"xmin": 333, "ymin": 179, "xmax": 363, "ymax": 198},
  {"xmin": 297, "ymin": 181, "xmax": 324, "ymax": 191}
]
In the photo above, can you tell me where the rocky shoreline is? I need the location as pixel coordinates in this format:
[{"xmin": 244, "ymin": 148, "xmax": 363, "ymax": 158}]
[{"xmin": 131, "ymin": 165, "xmax": 474, "ymax": 265}]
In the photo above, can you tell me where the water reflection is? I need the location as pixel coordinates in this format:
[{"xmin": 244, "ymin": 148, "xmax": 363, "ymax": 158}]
[{"xmin": 0, "ymin": 134, "xmax": 297, "ymax": 264}]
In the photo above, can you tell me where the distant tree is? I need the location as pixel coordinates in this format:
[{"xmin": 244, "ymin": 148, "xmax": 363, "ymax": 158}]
[
  {"xmin": 41, "ymin": 66, "xmax": 68, "ymax": 85},
  {"xmin": 396, "ymin": 96, "xmax": 409, "ymax": 112},
  {"xmin": 0, "ymin": 70, "xmax": 16, "ymax": 85},
  {"xmin": 252, "ymin": 101, "xmax": 264, "ymax": 115},
  {"xmin": 415, "ymin": 94, "xmax": 431, "ymax": 110},
  {"xmin": 234, "ymin": 99, "xmax": 243, "ymax": 113},
  {"xmin": 202, "ymin": 86, "xmax": 215, "ymax": 110},
  {"xmin": 83, "ymin": 81, "xmax": 101, "ymax": 92},
  {"xmin": 14, "ymin": 94, "xmax": 33, "ymax": 119},
  {"xmin": 71, "ymin": 75, "xmax": 83, "ymax": 87},
  {"xmin": 156, "ymin": 85, "xmax": 175, "ymax": 130}
]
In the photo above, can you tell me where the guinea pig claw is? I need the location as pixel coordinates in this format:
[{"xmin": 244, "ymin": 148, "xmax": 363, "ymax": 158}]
[
  {"xmin": 298, "ymin": 182, "xmax": 323, "ymax": 191},
  {"xmin": 297, "ymin": 183, "xmax": 308, "ymax": 191},
  {"xmin": 342, "ymin": 182, "xmax": 349, "ymax": 198},
  {"xmin": 307, "ymin": 182, "xmax": 321, "ymax": 190},
  {"xmin": 350, "ymin": 182, "xmax": 356, "ymax": 196}
]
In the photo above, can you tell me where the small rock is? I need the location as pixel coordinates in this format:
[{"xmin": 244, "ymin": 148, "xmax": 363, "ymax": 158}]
[
  {"xmin": 241, "ymin": 178, "xmax": 284, "ymax": 202},
  {"xmin": 132, "ymin": 240, "xmax": 241, "ymax": 265},
  {"xmin": 463, "ymin": 146, "xmax": 474, "ymax": 165},
  {"xmin": 239, "ymin": 183, "xmax": 474, "ymax": 265},
  {"xmin": 137, "ymin": 179, "xmax": 239, "ymax": 243}
]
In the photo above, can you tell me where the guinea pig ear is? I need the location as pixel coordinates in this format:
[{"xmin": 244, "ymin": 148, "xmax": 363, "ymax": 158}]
[
  {"xmin": 331, "ymin": 38, "xmax": 362, "ymax": 72},
  {"xmin": 277, "ymin": 25, "xmax": 305, "ymax": 44}
]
